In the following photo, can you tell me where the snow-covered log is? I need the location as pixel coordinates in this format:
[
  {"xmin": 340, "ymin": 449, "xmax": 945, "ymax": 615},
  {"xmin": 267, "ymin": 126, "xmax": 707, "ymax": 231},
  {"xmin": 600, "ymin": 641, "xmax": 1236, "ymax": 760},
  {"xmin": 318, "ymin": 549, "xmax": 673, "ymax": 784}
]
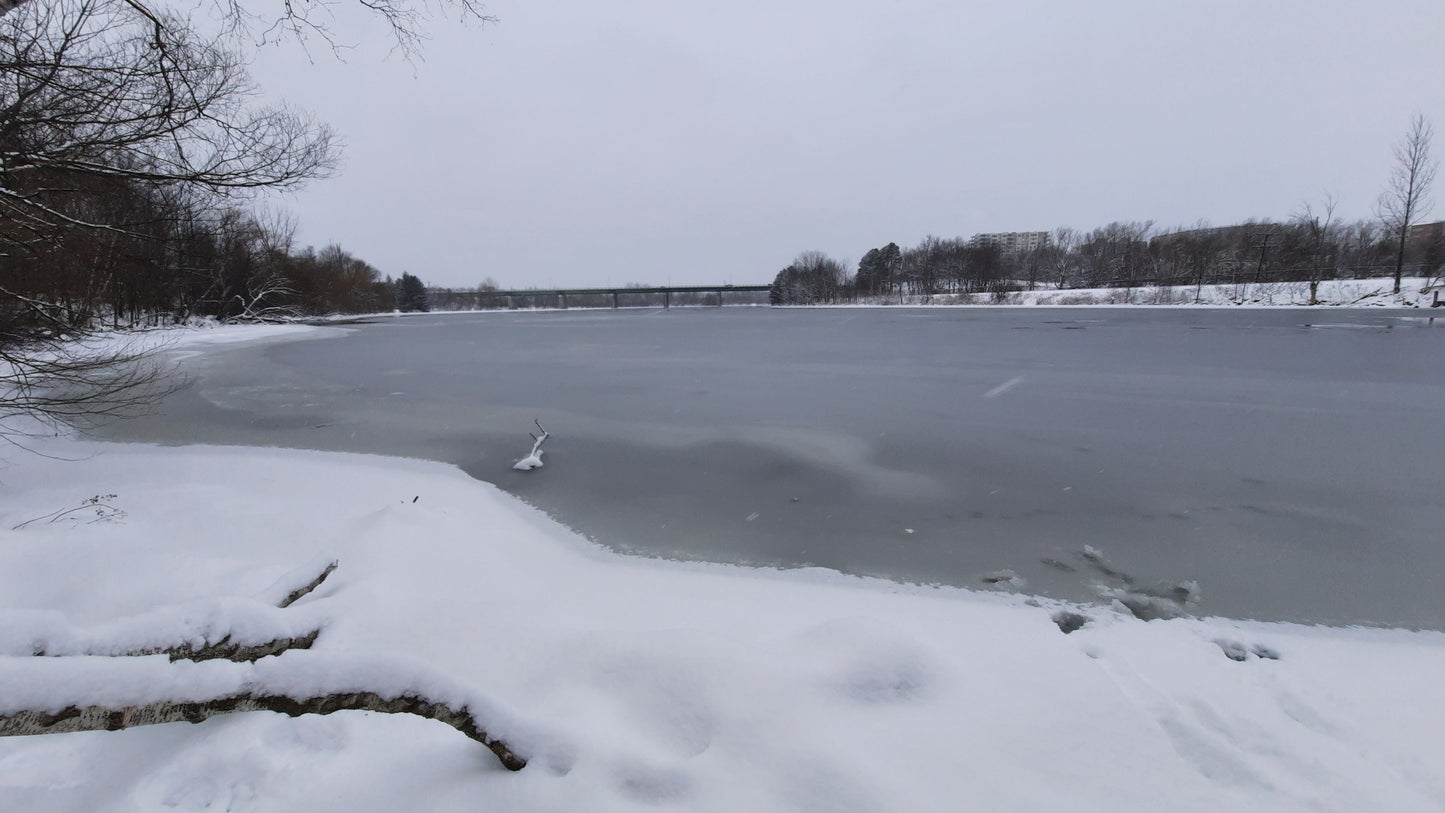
[
  {"xmin": 1, "ymin": 559, "xmax": 338, "ymax": 662},
  {"xmin": 0, "ymin": 652, "xmax": 529, "ymax": 771},
  {"xmin": 1, "ymin": 559, "xmax": 531, "ymax": 770},
  {"xmin": 2, "ymin": 597, "xmax": 327, "ymax": 662},
  {"xmin": 0, "ymin": 690, "xmax": 525, "ymax": 770},
  {"xmin": 266, "ymin": 557, "xmax": 340, "ymax": 608},
  {"xmin": 143, "ymin": 629, "xmax": 322, "ymax": 663}
]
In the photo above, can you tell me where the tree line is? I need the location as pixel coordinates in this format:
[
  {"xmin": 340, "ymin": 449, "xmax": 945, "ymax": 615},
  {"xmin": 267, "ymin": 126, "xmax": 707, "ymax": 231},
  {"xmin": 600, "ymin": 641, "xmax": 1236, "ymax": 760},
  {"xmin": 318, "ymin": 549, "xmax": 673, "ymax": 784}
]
[
  {"xmin": 1, "ymin": 0, "xmax": 461, "ymax": 437},
  {"xmin": 772, "ymin": 216, "xmax": 1442, "ymax": 306},
  {"xmin": 773, "ymin": 116, "xmax": 1440, "ymax": 305},
  {"xmin": 3, "ymin": 198, "xmax": 431, "ymax": 330},
  {"xmin": 0, "ymin": 0, "xmax": 441, "ymax": 347}
]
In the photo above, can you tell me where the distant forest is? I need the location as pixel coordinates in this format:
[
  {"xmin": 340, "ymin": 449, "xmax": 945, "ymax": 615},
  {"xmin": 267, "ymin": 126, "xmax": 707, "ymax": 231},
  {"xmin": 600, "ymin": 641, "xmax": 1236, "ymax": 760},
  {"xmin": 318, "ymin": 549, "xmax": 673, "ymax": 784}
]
[
  {"xmin": 0, "ymin": 0, "xmax": 446, "ymax": 339},
  {"xmin": 422, "ymin": 214, "xmax": 1445, "ymax": 311},
  {"xmin": 1, "ymin": 199, "xmax": 430, "ymax": 330},
  {"xmin": 769, "ymin": 217, "xmax": 1445, "ymax": 306}
]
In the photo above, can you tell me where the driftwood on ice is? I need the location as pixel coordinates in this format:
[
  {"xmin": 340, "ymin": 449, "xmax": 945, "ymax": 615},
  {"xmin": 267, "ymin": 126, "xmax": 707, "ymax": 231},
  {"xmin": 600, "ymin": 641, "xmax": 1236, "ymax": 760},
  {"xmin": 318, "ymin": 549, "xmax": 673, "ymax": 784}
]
[{"xmin": 512, "ymin": 419, "xmax": 550, "ymax": 471}]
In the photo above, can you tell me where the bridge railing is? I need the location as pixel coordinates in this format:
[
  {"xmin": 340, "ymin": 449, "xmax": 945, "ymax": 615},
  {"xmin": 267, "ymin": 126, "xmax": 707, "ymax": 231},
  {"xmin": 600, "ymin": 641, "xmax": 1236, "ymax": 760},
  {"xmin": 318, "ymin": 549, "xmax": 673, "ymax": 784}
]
[{"xmin": 428, "ymin": 285, "xmax": 772, "ymax": 311}]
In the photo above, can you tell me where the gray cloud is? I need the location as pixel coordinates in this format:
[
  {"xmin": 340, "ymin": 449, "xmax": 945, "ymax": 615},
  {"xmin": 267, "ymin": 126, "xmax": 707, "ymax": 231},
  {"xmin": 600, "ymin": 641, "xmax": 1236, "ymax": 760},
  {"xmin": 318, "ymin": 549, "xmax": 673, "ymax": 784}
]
[{"xmin": 247, "ymin": 0, "xmax": 1445, "ymax": 288}]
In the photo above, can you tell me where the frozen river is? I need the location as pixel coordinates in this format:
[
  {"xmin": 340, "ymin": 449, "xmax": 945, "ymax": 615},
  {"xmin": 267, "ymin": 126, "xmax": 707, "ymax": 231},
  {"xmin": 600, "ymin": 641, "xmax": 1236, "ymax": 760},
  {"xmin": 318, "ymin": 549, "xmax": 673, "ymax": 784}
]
[{"xmin": 106, "ymin": 307, "xmax": 1445, "ymax": 628}]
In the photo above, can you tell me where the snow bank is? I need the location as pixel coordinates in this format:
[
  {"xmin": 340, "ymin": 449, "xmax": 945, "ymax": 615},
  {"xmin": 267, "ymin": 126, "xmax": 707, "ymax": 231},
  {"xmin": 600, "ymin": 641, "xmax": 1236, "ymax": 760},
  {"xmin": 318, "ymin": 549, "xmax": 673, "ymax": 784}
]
[
  {"xmin": 836, "ymin": 277, "xmax": 1443, "ymax": 309},
  {"xmin": 2, "ymin": 435, "xmax": 1443, "ymax": 812},
  {"xmin": 1001, "ymin": 276, "xmax": 1441, "ymax": 308}
]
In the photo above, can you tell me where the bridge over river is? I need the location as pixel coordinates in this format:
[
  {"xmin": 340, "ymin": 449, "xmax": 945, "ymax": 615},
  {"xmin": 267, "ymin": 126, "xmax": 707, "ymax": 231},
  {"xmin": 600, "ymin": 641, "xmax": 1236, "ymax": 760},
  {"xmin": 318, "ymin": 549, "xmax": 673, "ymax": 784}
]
[{"xmin": 431, "ymin": 284, "xmax": 772, "ymax": 310}]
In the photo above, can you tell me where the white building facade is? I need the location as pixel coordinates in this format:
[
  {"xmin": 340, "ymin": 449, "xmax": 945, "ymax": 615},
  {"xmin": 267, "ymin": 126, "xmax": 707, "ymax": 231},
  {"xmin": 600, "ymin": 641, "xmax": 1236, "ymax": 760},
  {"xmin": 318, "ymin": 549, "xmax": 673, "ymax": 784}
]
[{"xmin": 969, "ymin": 231, "xmax": 1050, "ymax": 254}]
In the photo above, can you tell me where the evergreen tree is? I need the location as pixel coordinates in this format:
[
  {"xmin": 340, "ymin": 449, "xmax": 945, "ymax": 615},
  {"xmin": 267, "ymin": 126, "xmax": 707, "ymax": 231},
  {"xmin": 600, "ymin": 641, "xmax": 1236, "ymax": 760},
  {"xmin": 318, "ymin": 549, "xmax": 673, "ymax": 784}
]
[
  {"xmin": 397, "ymin": 272, "xmax": 430, "ymax": 312},
  {"xmin": 855, "ymin": 242, "xmax": 901, "ymax": 297},
  {"xmin": 769, "ymin": 273, "xmax": 787, "ymax": 305}
]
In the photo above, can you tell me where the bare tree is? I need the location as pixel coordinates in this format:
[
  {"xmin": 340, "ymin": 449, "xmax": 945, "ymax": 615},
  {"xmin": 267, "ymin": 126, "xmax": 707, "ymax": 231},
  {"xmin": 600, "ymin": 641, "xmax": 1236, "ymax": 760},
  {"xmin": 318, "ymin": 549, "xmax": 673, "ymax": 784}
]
[
  {"xmin": 1378, "ymin": 113, "xmax": 1437, "ymax": 294},
  {"xmin": 0, "ymin": 0, "xmax": 490, "ymax": 437},
  {"xmin": 1293, "ymin": 195, "xmax": 1338, "ymax": 303},
  {"xmin": 0, "ymin": 0, "xmax": 339, "ymax": 256},
  {"xmin": 0, "ymin": 0, "xmax": 494, "ymax": 61},
  {"xmin": 0, "ymin": 0, "xmax": 343, "ymax": 438},
  {"xmin": 769, "ymin": 251, "xmax": 848, "ymax": 304},
  {"xmin": 1078, "ymin": 221, "xmax": 1154, "ymax": 288},
  {"xmin": 1047, "ymin": 227, "xmax": 1079, "ymax": 288},
  {"xmin": 0, "ymin": 7, "xmax": 408, "ymax": 444}
]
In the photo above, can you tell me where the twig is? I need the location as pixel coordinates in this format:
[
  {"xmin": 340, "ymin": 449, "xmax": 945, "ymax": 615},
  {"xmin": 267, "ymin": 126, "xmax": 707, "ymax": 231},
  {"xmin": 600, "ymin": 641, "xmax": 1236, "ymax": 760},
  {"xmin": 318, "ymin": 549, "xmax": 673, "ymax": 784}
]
[
  {"xmin": 13, "ymin": 495, "xmax": 124, "ymax": 530},
  {"xmin": 277, "ymin": 560, "xmax": 339, "ymax": 608}
]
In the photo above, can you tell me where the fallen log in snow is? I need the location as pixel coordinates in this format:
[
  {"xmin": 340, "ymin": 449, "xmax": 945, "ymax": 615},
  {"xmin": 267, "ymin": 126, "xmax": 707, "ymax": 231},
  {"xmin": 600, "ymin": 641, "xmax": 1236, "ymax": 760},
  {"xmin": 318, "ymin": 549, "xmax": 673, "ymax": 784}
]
[
  {"xmin": 146, "ymin": 629, "xmax": 322, "ymax": 663},
  {"xmin": 269, "ymin": 557, "xmax": 340, "ymax": 608},
  {"xmin": 0, "ymin": 651, "xmax": 529, "ymax": 771},
  {"xmin": 1, "ymin": 690, "xmax": 525, "ymax": 771},
  {"xmin": 1, "ymin": 559, "xmax": 338, "ymax": 663},
  {"xmin": 1, "ymin": 559, "xmax": 533, "ymax": 770},
  {"xmin": 0, "ymin": 602, "xmax": 325, "ymax": 662}
]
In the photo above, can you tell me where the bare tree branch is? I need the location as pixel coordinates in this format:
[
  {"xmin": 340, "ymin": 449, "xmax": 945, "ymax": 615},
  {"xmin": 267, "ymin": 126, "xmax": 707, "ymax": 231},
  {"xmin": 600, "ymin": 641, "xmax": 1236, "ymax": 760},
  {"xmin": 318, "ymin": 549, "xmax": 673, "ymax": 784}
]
[
  {"xmin": 0, "ymin": 329, "xmax": 181, "ymax": 434},
  {"xmin": 1, "ymin": 0, "xmax": 339, "ymax": 256},
  {"xmin": 2, "ymin": 0, "xmax": 496, "ymax": 62}
]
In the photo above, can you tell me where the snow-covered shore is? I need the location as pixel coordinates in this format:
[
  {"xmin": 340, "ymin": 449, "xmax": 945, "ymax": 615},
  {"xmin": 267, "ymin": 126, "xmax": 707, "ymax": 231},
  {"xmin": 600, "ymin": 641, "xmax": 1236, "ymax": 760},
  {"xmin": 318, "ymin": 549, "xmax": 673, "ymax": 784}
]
[
  {"xmin": 1, "ymin": 443, "xmax": 1442, "ymax": 809},
  {"xmin": 257, "ymin": 276, "xmax": 1445, "ymax": 317},
  {"xmin": 847, "ymin": 276, "xmax": 1442, "ymax": 309},
  {"xmin": 2, "ymin": 320, "xmax": 1444, "ymax": 811}
]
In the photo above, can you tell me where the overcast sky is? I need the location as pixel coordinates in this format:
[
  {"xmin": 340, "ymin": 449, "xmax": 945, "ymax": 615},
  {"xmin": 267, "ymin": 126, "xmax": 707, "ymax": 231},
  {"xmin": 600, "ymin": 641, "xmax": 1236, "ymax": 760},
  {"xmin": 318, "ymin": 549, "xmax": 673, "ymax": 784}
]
[{"xmin": 245, "ymin": 0, "xmax": 1445, "ymax": 290}]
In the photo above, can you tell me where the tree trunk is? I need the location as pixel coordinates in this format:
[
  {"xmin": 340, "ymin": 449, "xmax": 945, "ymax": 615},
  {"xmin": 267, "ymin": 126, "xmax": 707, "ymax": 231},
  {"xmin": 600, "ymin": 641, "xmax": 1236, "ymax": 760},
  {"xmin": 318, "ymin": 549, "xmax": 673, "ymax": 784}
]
[{"xmin": 1394, "ymin": 230, "xmax": 1407, "ymax": 294}]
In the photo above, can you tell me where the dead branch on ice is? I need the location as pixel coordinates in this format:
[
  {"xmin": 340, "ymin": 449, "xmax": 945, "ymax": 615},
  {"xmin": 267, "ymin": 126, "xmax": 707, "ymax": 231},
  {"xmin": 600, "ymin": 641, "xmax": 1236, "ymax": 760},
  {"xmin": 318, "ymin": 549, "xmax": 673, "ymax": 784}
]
[{"xmin": 512, "ymin": 419, "xmax": 550, "ymax": 471}]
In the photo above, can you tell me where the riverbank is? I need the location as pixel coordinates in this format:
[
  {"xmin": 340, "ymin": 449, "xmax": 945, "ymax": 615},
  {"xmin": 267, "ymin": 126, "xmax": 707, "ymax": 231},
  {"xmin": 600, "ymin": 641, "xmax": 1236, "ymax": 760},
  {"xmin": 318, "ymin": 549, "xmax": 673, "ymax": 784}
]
[
  {"xmin": 2, "ymin": 427, "xmax": 1443, "ymax": 811},
  {"xmin": 841, "ymin": 276, "xmax": 1442, "ymax": 309}
]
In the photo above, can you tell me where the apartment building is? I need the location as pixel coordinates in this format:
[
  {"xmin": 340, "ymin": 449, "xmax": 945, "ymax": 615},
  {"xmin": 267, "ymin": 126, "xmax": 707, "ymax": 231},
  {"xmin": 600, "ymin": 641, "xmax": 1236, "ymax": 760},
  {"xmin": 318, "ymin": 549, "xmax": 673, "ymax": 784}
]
[{"xmin": 969, "ymin": 230, "xmax": 1050, "ymax": 254}]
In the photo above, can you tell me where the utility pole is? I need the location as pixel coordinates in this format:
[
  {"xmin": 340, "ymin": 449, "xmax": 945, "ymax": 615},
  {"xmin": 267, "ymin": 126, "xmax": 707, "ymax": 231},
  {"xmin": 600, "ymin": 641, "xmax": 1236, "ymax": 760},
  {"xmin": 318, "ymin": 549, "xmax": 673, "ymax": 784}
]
[{"xmin": 1250, "ymin": 232, "xmax": 1275, "ymax": 284}]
